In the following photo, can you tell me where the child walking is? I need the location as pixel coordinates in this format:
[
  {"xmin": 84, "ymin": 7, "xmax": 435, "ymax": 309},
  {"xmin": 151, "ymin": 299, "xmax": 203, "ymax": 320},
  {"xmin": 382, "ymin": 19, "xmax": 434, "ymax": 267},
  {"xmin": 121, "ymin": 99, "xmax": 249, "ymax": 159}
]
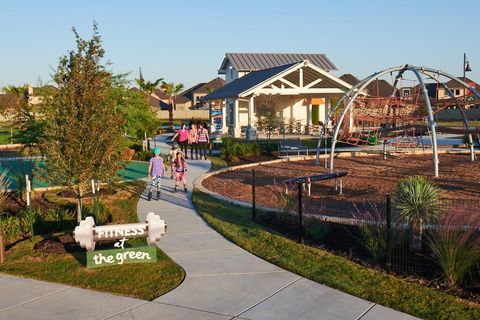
[
  {"xmin": 147, "ymin": 146, "xmax": 165, "ymax": 201},
  {"xmin": 172, "ymin": 152, "xmax": 188, "ymax": 192},
  {"xmin": 168, "ymin": 142, "xmax": 180, "ymax": 179}
]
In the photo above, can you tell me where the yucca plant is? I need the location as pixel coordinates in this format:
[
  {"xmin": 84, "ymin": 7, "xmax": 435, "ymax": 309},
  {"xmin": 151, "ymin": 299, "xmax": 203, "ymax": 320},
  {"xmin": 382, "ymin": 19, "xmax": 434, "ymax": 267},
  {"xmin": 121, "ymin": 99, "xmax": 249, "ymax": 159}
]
[
  {"xmin": 428, "ymin": 211, "xmax": 480, "ymax": 289},
  {"xmin": 393, "ymin": 175, "xmax": 441, "ymax": 251}
]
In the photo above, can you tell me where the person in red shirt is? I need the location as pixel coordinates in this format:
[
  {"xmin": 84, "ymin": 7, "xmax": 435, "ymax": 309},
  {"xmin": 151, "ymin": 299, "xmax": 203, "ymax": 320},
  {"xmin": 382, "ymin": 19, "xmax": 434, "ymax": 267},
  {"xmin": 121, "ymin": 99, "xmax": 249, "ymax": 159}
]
[{"xmin": 172, "ymin": 123, "xmax": 189, "ymax": 158}]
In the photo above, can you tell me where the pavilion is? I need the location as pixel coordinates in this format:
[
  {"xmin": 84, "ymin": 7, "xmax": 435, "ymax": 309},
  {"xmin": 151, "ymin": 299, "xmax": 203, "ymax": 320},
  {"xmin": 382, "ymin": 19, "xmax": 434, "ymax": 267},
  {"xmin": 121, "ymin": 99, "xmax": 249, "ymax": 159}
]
[{"xmin": 202, "ymin": 59, "xmax": 356, "ymax": 139}]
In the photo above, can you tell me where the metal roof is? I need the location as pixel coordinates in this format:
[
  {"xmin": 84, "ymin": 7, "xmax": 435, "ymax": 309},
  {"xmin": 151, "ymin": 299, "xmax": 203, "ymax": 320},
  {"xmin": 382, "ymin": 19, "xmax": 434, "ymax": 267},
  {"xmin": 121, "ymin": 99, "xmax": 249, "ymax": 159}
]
[
  {"xmin": 218, "ymin": 53, "xmax": 337, "ymax": 73},
  {"xmin": 204, "ymin": 62, "xmax": 299, "ymax": 100}
]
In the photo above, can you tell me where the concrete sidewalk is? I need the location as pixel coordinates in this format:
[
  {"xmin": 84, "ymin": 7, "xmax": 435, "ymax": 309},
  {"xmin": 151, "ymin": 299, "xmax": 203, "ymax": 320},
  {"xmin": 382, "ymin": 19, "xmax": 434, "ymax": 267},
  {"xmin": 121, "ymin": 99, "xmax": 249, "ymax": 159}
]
[
  {"xmin": 131, "ymin": 135, "xmax": 418, "ymax": 320},
  {"xmin": 0, "ymin": 134, "xmax": 419, "ymax": 319}
]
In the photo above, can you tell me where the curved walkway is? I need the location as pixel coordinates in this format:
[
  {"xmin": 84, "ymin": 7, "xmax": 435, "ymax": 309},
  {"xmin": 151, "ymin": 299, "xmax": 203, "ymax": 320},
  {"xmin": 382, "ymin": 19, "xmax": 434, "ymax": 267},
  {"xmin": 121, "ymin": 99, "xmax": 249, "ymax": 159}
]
[
  {"xmin": 0, "ymin": 134, "xmax": 418, "ymax": 319},
  {"xmin": 129, "ymin": 135, "xmax": 417, "ymax": 320}
]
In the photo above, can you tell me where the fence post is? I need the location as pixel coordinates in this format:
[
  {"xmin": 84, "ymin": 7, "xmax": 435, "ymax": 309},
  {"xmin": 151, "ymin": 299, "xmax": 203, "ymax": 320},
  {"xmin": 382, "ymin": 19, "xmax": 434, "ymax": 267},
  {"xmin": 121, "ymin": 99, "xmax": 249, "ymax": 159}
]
[
  {"xmin": 385, "ymin": 193, "xmax": 392, "ymax": 270},
  {"xmin": 0, "ymin": 228, "xmax": 5, "ymax": 264},
  {"xmin": 298, "ymin": 182, "xmax": 303, "ymax": 243},
  {"xmin": 252, "ymin": 169, "xmax": 256, "ymax": 221}
]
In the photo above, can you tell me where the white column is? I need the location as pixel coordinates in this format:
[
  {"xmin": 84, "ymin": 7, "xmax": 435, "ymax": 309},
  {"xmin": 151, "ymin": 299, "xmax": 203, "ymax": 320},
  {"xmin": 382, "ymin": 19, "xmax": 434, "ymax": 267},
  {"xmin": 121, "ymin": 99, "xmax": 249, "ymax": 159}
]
[
  {"xmin": 233, "ymin": 99, "xmax": 241, "ymax": 138},
  {"xmin": 248, "ymin": 96, "xmax": 254, "ymax": 127},
  {"xmin": 324, "ymin": 97, "xmax": 331, "ymax": 125},
  {"xmin": 247, "ymin": 96, "xmax": 256, "ymax": 140},
  {"xmin": 306, "ymin": 99, "xmax": 312, "ymax": 134},
  {"xmin": 221, "ymin": 103, "xmax": 227, "ymax": 134}
]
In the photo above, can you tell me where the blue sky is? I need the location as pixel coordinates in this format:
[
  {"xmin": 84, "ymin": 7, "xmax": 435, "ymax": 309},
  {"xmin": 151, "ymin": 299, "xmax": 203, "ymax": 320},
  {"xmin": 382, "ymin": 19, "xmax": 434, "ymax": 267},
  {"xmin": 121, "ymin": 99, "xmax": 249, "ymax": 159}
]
[{"xmin": 1, "ymin": 0, "xmax": 479, "ymax": 90}]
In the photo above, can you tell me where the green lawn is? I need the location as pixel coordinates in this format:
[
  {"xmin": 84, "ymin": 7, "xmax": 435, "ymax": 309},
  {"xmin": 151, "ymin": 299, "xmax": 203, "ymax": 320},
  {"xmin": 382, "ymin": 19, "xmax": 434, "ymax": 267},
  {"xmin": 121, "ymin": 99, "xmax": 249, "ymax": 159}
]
[
  {"xmin": 192, "ymin": 190, "xmax": 480, "ymax": 320},
  {"xmin": 0, "ymin": 126, "xmax": 20, "ymax": 144},
  {"xmin": 0, "ymin": 181, "xmax": 185, "ymax": 300},
  {"xmin": 0, "ymin": 160, "xmax": 149, "ymax": 189}
]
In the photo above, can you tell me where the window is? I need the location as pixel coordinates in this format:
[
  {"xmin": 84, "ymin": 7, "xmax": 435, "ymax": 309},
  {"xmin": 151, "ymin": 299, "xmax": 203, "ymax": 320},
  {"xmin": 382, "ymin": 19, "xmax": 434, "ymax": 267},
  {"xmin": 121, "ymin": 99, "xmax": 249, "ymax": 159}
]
[
  {"xmin": 455, "ymin": 89, "xmax": 461, "ymax": 96},
  {"xmin": 403, "ymin": 89, "xmax": 411, "ymax": 98}
]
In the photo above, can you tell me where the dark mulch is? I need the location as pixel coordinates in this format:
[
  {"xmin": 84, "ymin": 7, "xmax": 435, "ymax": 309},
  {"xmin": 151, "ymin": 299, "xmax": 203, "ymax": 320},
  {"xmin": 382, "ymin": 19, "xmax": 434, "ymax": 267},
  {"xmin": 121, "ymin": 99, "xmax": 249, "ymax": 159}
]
[
  {"xmin": 34, "ymin": 234, "xmax": 81, "ymax": 254},
  {"xmin": 203, "ymin": 153, "xmax": 480, "ymax": 218}
]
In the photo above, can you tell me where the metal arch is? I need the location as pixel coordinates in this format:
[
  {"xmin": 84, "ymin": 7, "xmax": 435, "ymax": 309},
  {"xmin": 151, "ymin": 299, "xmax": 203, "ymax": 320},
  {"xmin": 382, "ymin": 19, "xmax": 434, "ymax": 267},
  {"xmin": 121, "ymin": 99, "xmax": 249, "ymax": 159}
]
[
  {"xmin": 328, "ymin": 65, "xmax": 480, "ymax": 176},
  {"xmin": 328, "ymin": 66, "xmax": 408, "ymax": 172},
  {"xmin": 315, "ymin": 72, "xmax": 382, "ymax": 164},
  {"xmin": 406, "ymin": 66, "xmax": 439, "ymax": 177}
]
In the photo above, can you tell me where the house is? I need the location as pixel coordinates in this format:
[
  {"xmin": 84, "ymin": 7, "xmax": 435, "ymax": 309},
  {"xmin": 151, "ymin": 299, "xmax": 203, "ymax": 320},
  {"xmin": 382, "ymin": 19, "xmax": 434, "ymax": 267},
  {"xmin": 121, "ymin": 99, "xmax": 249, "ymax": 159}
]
[
  {"xmin": 174, "ymin": 77, "xmax": 225, "ymax": 110},
  {"xmin": 340, "ymin": 74, "xmax": 395, "ymax": 97},
  {"xmin": 204, "ymin": 53, "xmax": 356, "ymax": 138}
]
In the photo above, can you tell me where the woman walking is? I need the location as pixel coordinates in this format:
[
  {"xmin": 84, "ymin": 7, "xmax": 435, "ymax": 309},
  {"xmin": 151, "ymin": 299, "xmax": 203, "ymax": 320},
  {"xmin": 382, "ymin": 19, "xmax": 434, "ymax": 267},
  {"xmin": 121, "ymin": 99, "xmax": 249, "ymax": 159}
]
[
  {"xmin": 172, "ymin": 152, "xmax": 188, "ymax": 192},
  {"xmin": 188, "ymin": 123, "xmax": 198, "ymax": 160},
  {"xmin": 171, "ymin": 123, "xmax": 189, "ymax": 158},
  {"xmin": 197, "ymin": 123, "xmax": 210, "ymax": 160}
]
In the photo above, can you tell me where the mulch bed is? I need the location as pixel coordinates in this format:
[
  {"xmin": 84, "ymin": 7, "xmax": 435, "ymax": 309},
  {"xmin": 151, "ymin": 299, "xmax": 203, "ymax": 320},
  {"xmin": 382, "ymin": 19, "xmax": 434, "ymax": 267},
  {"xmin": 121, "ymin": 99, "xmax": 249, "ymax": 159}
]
[
  {"xmin": 203, "ymin": 153, "xmax": 480, "ymax": 218},
  {"xmin": 34, "ymin": 234, "xmax": 81, "ymax": 254}
]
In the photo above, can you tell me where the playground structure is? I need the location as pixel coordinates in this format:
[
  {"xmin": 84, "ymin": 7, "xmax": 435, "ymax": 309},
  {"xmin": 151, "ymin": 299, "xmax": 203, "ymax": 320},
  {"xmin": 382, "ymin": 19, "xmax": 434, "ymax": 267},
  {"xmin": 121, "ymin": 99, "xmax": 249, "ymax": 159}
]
[{"xmin": 316, "ymin": 65, "xmax": 480, "ymax": 177}]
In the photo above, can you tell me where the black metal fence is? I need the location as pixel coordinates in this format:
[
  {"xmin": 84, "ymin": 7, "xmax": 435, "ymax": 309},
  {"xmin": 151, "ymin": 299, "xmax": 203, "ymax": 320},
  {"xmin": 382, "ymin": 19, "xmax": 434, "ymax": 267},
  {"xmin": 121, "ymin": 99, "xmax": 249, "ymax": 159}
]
[{"xmin": 250, "ymin": 168, "xmax": 480, "ymax": 285}]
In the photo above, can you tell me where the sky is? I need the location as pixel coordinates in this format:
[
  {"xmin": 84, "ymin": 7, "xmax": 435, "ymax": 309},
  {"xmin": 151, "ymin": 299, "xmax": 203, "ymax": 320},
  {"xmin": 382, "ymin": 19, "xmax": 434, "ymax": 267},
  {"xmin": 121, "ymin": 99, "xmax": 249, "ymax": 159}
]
[{"xmin": 1, "ymin": 0, "xmax": 480, "ymax": 90}]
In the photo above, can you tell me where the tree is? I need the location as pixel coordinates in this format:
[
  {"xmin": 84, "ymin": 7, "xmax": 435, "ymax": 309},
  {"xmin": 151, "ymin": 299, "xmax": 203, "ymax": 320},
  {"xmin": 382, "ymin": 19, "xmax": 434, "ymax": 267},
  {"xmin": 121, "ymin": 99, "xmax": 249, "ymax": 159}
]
[
  {"xmin": 111, "ymin": 74, "xmax": 159, "ymax": 138},
  {"xmin": 393, "ymin": 175, "xmax": 442, "ymax": 251},
  {"xmin": 135, "ymin": 68, "xmax": 163, "ymax": 109},
  {"xmin": 39, "ymin": 23, "xmax": 124, "ymax": 222},
  {"xmin": 0, "ymin": 85, "xmax": 27, "ymax": 143},
  {"xmin": 255, "ymin": 95, "xmax": 281, "ymax": 136},
  {"xmin": 161, "ymin": 82, "xmax": 184, "ymax": 129}
]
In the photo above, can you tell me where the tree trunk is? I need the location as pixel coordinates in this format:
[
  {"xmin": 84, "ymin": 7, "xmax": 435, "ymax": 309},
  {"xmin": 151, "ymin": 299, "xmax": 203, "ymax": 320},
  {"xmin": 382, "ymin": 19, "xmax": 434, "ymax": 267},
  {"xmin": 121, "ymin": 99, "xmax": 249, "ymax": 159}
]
[
  {"xmin": 168, "ymin": 100, "xmax": 174, "ymax": 130},
  {"xmin": 76, "ymin": 185, "xmax": 83, "ymax": 222}
]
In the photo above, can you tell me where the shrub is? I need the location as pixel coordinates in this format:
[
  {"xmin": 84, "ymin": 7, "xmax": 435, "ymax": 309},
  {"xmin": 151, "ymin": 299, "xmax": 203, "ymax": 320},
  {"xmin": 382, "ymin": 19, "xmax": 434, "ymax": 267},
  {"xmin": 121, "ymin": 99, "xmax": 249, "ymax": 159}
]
[
  {"xmin": 220, "ymin": 136, "xmax": 238, "ymax": 161},
  {"xmin": 394, "ymin": 176, "xmax": 442, "ymax": 251},
  {"xmin": 83, "ymin": 199, "xmax": 112, "ymax": 224},
  {"xmin": 352, "ymin": 203, "xmax": 386, "ymax": 262},
  {"xmin": 220, "ymin": 137, "xmax": 261, "ymax": 161},
  {"xmin": 427, "ymin": 211, "xmax": 480, "ymax": 289},
  {"xmin": 0, "ymin": 213, "xmax": 30, "ymax": 243},
  {"xmin": 133, "ymin": 150, "xmax": 153, "ymax": 161}
]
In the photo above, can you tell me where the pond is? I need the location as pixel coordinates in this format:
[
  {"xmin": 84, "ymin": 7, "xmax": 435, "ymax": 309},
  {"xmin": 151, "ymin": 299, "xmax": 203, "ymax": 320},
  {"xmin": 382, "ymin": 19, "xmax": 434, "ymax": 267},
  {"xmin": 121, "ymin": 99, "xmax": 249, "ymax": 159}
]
[{"xmin": 0, "ymin": 159, "xmax": 148, "ymax": 189}]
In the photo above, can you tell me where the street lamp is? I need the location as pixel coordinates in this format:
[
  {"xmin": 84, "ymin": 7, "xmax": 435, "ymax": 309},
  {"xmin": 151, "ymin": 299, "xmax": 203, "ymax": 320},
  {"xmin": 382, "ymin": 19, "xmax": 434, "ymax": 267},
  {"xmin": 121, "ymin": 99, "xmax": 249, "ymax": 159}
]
[{"xmin": 463, "ymin": 53, "xmax": 472, "ymax": 105}]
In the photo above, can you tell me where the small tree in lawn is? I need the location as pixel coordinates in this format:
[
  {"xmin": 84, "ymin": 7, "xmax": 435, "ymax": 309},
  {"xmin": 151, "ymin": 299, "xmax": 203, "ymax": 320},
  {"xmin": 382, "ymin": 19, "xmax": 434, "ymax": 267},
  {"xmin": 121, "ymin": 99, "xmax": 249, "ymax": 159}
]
[
  {"xmin": 161, "ymin": 82, "xmax": 184, "ymax": 129},
  {"xmin": 0, "ymin": 85, "xmax": 27, "ymax": 143},
  {"xmin": 39, "ymin": 23, "xmax": 124, "ymax": 222}
]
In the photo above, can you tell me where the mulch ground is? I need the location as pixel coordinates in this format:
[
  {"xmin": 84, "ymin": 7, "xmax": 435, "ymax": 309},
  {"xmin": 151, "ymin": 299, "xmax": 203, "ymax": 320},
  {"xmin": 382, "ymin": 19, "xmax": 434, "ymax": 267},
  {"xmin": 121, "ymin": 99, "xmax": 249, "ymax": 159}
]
[{"xmin": 203, "ymin": 153, "xmax": 480, "ymax": 218}]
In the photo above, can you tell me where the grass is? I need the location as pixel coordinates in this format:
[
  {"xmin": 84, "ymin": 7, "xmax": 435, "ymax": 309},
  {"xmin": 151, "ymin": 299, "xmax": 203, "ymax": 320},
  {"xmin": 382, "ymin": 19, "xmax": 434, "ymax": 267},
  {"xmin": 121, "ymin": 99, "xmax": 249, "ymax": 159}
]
[
  {"xmin": 0, "ymin": 180, "xmax": 185, "ymax": 300},
  {"xmin": 207, "ymin": 155, "xmax": 228, "ymax": 172},
  {"xmin": 0, "ymin": 125, "xmax": 20, "ymax": 144},
  {"xmin": 192, "ymin": 190, "xmax": 480, "ymax": 320}
]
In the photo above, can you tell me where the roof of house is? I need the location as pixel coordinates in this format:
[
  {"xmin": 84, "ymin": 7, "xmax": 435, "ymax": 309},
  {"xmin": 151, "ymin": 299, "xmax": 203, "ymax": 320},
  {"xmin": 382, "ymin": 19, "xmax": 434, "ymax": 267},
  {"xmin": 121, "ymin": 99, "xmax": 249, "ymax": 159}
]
[
  {"xmin": 339, "ymin": 74, "xmax": 360, "ymax": 86},
  {"xmin": 366, "ymin": 79, "xmax": 394, "ymax": 97},
  {"xmin": 445, "ymin": 77, "xmax": 480, "ymax": 89},
  {"xmin": 174, "ymin": 77, "xmax": 225, "ymax": 104},
  {"xmin": 205, "ymin": 62, "xmax": 298, "ymax": 100},
  {"xmin": 218, "ymin": 53, "xmax": 337, "ymax": 74}
]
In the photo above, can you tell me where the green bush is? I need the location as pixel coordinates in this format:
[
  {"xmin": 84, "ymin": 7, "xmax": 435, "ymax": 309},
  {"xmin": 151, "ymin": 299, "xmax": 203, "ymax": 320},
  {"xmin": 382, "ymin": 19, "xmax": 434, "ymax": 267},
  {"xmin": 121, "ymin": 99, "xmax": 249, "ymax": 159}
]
[
  {"xmin": 428, "ymin": 211, "xmax": 480, "ymax": 289},
  {"xmin": 353, "ymin": 203, "xmax": 386, "ymax": 262},
  {"xmin": 394, "ymin": 175, "xmax": 442, "ymax": 251},
  {"xmin": 220, "ymin": 137, "xmax": 261, "ymax": 161},
  {"xmin": 83, "ymin": 199, "xmax": 112, "ymax": 224},
  {"xmin": 0, "ymin": 212, "xmax": 30, "ymax": 243},
  {"xmin": 133, "ymin": 150, "xmax": 152, "ymax": 161}
]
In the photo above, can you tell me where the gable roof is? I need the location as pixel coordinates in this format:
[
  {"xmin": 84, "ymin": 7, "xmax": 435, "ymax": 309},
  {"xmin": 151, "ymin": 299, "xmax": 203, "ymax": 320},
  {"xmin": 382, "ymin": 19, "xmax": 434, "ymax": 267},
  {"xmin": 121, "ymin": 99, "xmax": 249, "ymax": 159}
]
[
  {"xmin": 205, "ymin": 63, "xmax": 298, "ymax": 100},
  {"xmin": 205, "ymin": 61, "xmax": 355, "ymax": 101},
  {"xmin": 366, "ymin": 79, "xmax": 394, "ymax": 97},
  {"xmin": 174, "ymin": 77, "xmax": 226, "ymax": 104},
  {"xmin": 218, "ymin": 53, "xmax": 337, "ymax": 74},
  {"xmin": 445, "ymin": 77, "xmax": 480, "ymax": 89},
  {"xmin": 339, "ymin": 74, "xmax": 360, "ymax": 86}
]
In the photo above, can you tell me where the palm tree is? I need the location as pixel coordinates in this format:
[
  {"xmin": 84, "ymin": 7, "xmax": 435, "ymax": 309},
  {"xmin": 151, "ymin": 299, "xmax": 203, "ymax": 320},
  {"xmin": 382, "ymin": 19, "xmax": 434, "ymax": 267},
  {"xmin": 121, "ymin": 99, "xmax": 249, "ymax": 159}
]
[
  {"xmin": 161, "ymin": 82, "xmax": 184, "ymax": 129},
  {"xmin": 135, "ymin": 68, "xmax": 163, "ymax": 109},
  {"xmin": 393, "ymin": 175, "xmax": 442, "ymax": 251}
]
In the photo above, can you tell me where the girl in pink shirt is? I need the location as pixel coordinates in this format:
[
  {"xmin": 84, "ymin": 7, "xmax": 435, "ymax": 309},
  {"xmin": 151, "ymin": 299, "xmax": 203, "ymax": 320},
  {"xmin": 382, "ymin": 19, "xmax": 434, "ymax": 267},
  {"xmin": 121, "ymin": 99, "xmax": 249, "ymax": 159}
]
[{"xmin": 172, "ymin": 123, "xmax": 189, "ymax": 158}]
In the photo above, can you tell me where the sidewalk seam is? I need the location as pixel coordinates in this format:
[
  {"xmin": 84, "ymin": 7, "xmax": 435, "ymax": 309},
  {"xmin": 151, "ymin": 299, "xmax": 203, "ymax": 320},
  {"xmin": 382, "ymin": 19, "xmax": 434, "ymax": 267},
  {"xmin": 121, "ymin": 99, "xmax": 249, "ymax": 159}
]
[
  {"xmin": 0, "ymin": 287, "xmax": 69, "ymax": 313},
  {"xmin": 101, "ymin": 301, "xmax": 149, "ymax": 320},
  {"xmin": 232, "ymin": 276, "xmax": 302, "ymax": 319},
  {"xmin": 154, "ymin": 301, "xmax": 234, "ymax": 318},
  {"xmin": 355, "ymin": 303, "xmax": 376, "ymax": 320},
  {"xmin": 188, "ymin": 270, "xmax": 289, "ymax": 278}
]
